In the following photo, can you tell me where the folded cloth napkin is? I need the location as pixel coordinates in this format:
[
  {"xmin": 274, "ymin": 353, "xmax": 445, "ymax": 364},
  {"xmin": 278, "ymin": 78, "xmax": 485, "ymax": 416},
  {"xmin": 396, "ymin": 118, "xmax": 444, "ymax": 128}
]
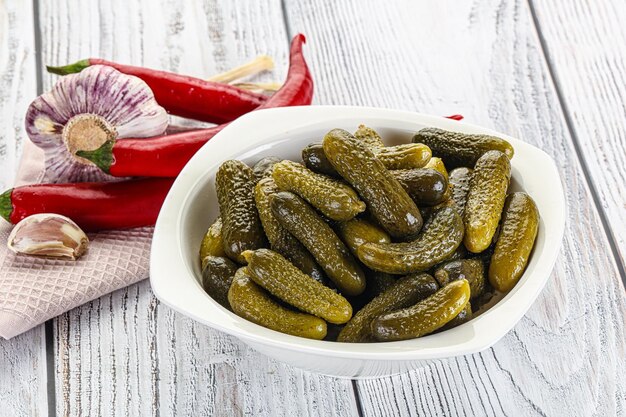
[{"xmin": 0, "ymin": 141, "xmax": 153, "ymax": 339}]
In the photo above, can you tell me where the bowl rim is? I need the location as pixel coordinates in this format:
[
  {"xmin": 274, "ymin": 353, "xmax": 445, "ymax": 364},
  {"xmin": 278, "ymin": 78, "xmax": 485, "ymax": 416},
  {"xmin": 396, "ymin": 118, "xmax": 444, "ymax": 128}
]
[{"xmin": 150, "ymin": 105, "xmax": 566, "ymax": 361}]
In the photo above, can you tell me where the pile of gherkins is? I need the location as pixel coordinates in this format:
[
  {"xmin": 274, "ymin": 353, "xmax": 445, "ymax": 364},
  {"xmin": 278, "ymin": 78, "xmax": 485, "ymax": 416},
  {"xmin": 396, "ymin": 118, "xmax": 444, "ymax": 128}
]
[{"xmin": 199, "ymin": 125, "xmax": 539, "ymax": 342}]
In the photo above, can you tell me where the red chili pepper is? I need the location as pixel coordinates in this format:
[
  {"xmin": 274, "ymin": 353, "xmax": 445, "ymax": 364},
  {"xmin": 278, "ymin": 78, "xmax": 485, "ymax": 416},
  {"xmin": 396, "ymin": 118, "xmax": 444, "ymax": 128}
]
[
  {"xmin": 47, "ymin": 61, "xmax": 268, "ymax": 125},
  {"xmin": 0, "ymin": 178, "xmax": 174, "ymax": 232},
  {"xmin": 445, "ymin": 114, "xmax": 464, "ymax": 121},
  {"xmin": 77, "ymin": 34, "xmax": 313, "ymax": 178}
]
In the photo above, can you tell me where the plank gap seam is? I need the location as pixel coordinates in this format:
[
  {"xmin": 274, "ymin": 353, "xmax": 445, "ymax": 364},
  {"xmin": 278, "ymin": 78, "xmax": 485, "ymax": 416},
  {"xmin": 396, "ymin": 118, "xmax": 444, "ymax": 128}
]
[{"xmin": 527, "ymin": 0, "xmax": 626, "ymax": 290}]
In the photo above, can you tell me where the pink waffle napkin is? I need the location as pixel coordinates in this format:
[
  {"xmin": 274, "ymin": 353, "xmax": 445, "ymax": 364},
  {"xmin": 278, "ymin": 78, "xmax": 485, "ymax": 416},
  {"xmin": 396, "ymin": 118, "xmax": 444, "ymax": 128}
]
[{"xmin": 0, "ymin": 141, "xmax": 153, "ymax": 339}]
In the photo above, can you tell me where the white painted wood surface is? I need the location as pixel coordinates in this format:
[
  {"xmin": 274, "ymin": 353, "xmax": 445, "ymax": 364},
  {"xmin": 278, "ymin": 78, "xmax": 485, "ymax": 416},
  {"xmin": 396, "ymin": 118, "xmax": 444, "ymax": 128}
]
[
  {"xmin": 531, "ymin": 0, "xmax": 626, "ymax": 269},
  {"xmin": 1, "ymin": 0, "xmax": 625, "ymax": 416},
  {"xmin": 38, "ymin": 1, "xmax": 357, "ymax": 416},
  {"xmin": 0, "ymin": 1, "xmax": 47, "ymax": 416},
  {"xmin": 285, "ymin": 0, "xmax": 626, "ymax": 415}
]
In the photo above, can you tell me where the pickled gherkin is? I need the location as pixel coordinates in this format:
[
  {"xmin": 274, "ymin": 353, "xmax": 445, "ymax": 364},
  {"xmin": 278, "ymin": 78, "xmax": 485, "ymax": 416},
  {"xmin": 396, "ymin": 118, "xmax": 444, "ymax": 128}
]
[
  {"xmin": 358, "ymin": 207, "xmax": 464, "ymax": 274},
  {"xmin": 216, "ymin": 160, "xmax": 267, "ymax": 263},
  {"xmin": 371, "ymin": 279, "xmax": 471, "ymax": 341},
  {"xmin": 434, "ymin": 259, "xmax": 485, "ymax": 299},
  {"xmin": 440, "ymin": 303, "xmax": 472, "ymax": 331},
  {"xmin": 424, "ymin": 157, "xmax": 449, "ymax": 181},
  {"xmin": 463, "ymin": 151, "xmax": 511, "ymax": 253},
  {"xmin": 354, "ymin": 124, "xmax": 385, "ymax": 150},
  {"xmin": 489, "ymin": 192, "xmax": 539, "ymax": 292},
  {"xmin": 413, "ymin": 127, "xmax": 514, "ymax": 168},
  {"xmin": 199, "ymin": 217, "xmax": 226, "ymax": 263},
  {"xmin": 323, "ymin": 129, "xmax": 422, "ymax": 240},
  {"xmin": 374, "ymin": 143, "xmax": 432, "ymax": 170},
  {"xmin": 202, "ymin": 255, "xmax": 238, "ymax": 309},
  {"xmin": 336, "ymin": 218, "xmax": 391, "ymax": 257},
  {"xmin": 449, "ymin": 167, "xmax": 473, "ymax": 217},
  {"xmin": 242, "ymin": 249, "xmax": 353, "ymax": 324},
  {"xmin": 228, "ymin": 267, "xmax": 328, "ymax": 340},
  {"xmin": 270, "ymin": 191, "xmax": 366, "ymax": 296},
  {"xmin": 272, "ymin": 160, "xmax": 366, "ymax": 221},
  {"xmin": 254, "ymin": 178, "xmax": 326, "ymax": 283},
  {"xmin": 302, "ymin": 143, "xmax": 340, "ymax": 178},
  {"xmin": 252, "ymin": 156, "xmax": 281, "ymax": 182},
  {"xmin": 391, "ymin": 168, "xmax": 448, "ymax": 206},
  {"xmin": 338, "ymin": 273, "xmax": 439, "ymax": 343}
]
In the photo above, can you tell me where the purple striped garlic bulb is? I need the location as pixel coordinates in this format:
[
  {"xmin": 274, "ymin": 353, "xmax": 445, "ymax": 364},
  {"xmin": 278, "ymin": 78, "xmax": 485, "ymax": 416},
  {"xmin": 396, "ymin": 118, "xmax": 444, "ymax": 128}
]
[{"xmin": 25, "ymin": 65, "xmax": 168, "ymax": 183}]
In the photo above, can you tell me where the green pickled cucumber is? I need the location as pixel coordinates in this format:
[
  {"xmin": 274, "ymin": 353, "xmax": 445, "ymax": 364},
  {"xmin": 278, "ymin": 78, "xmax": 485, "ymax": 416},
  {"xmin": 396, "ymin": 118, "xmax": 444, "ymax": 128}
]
[
  {"xmin": 413, "ymin": 127, "xmax": 515, "ymax": 168},
  {"xmin": 489, "ymin": 192, "xmax": 539, "ymax": 292},
  {"xmin": 374, "ymin": 143, "xmax": 432, "ymax": 170},
  {"xmin": 354, "ymin": 124, "xmax": 385, "ymax": 150},
  {"xmin": 228, "ymin": 267, "xmax": 327, "ymax": 339},
  {"xmin": 449, "ymin": 167, "xmax": 473, "ymax": 217},
  {"xmin": 254, "ymin": 178, "xmax": 326, "ymax": 283},
  {"xmin": 272, "ymin": 160, "xmax": 366, "ymax": 221},
  {"xmin": 242, "ymin": 249, "xmax": 353, "ymax": 324},
  {"xmin": 371, "ymin": 279, "xmax": 471, "ymax": 341},
  {"xmin": 347, "ymin": 269, "xmax": 396, "ymax": 312},
  {"xmin": 463, "ymin": 150, "xmax": 511, "ymax": 253},
  {"xmin": 252, "ymin": 156, "xmax": 281, "ymax": 182},
  {"xmin": 202, "ymin": 255, "xmax": 238, "ymax": 309},
  {"xmin": 216, "ymin": 160, "xmax": 267, "ymax": 263},
  {"xmin": 200, "ymin": 217, "xmax": 226, "ymax": 263},
  {"xmin": 434, "ymin": 259, "xmax": 485, "ymax": 299},
  {"xmin": 391, "ymin": 168, "xmax": 448, "ymax": 206},
  {"xmin": 302, "ymin": 143, "xmax": 341, "ymax": 178},
  {"xmin": 323, "ymin": 128, "xmax": 422, "ymax": 240},
  {"xmin": 270, "ymin": 191, "xmax": 366, "ymax": 296},
  {"xmin": 336, "ymin": 218, "xmax": 391, "ymax": 256},
  {"xmin": 338, "ymin": 273, "xmax": 439, "ymax": 343},
  {"xmin": 358, "ymin": 207, "xmax": 464, "ymax": 274},
  {"xmin": 441, "ymin": 303, "xmax": 472, "ymax": 331},
  {"xmin": 424, "ymin": 157, "xmax": 448, "ymax": 181}
]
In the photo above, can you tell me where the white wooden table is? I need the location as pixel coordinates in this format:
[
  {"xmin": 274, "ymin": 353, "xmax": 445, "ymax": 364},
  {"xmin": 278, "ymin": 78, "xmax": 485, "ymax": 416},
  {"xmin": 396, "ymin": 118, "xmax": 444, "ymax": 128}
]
[{"xmin": 1, "ymin": 1, "xmax": 625, "ymax": 416}]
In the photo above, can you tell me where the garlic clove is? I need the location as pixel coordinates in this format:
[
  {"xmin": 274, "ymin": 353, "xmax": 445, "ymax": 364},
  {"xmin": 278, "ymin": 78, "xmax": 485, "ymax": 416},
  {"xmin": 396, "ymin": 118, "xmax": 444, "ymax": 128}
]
[{"xmin": 7, "ymin": 213, "xmax": 89, "ymax": 260}]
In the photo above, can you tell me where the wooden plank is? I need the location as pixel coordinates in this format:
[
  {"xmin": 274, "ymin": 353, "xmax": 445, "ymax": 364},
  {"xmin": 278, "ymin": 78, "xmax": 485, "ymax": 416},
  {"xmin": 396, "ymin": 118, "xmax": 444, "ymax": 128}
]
[
  {"xmin": 285, "ymin": 0, "xmax": 626, "ymax": 415},
  {"xmin": 530, "ymin": 0, "xmax": 626, "ymax": 270},
  {"xmin": 39, "ymin": 1, "xmax": 358, "ymax": 415},
  {"xmin": 0, "ymin": 1, "xmax": 48, "ymax": 416}
]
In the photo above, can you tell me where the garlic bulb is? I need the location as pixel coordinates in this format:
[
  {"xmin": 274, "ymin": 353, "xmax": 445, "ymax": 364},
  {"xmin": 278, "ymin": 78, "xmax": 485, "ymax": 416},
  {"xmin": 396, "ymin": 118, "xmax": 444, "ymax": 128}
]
[
  {"xmin": 7, "ymin": 213, "xmax": 89, "ymax": 260},
  {"xmin": 25, "ymin": 65, "xmax": 168, "ymax": 183}
]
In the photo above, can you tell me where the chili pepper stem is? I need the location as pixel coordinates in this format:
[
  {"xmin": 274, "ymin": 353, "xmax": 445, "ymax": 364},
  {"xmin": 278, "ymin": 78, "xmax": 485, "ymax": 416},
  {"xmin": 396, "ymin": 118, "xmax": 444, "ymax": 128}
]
[
  {"xmin": 207, "ymin": 55, "xmax": 274, "ymax": 83},
  {"xmin": 46, "ymin": 59, "xmax": 91, "ymax": 75},
  {"xmin": 0, "ymin": 189, "xmax": 13, "ymax": 222},
  {"xmin": 233, "ymin": 81, "xmax": 282, "ymax": 93},
  {"xmin": 75, "ymin": 140, "xmax": 115, "ymax": 174}
]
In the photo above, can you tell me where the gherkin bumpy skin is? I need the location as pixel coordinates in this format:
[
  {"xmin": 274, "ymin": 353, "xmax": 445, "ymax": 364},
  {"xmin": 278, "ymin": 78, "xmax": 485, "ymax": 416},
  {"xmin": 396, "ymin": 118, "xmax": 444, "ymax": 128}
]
[
  {"xmin": 463, "ymin": 150, "xmax": 511, "ymax": 253},
  {"xmin": 254, "ymin": 178, "xmax": 326, "ymax": 283},
  {"xmin": 448, "ymin": 167, "xmax": 473, "ymax": 217},
  {"xmin": 199, "ymin": 217, "xmax": 226, "ymax": 264},
  {"xmin": 323, "ymin": 129, "xmax": 422, "ymax": 240},
  {"xmin": 272, "ymin": 160, "xmax": 366, "ymax": 221},
  {"xmin": 374, "ymin": 143, "xmax": 432, "ymax": 170},
  {"xmin": 270, "ymin": 191, "xmax": 366, "ymax": 296},
  {"xmin": 489, "ymin": 192, "xmax": 539, "ymax": 292},
  {"xmin": 358, "ymin": 207, "xmax": 464, "ymax": 275},
  {"xmin": 338, "ymin": 273, "xmax": 439, "ymax": 343},
  {"xmin": 354, "ymin": 124, "xmax": 385, "ymax": 150},
  {"xmin": 424, "ymin": 157, "xmax": 449, "ymax": 181},
  {"xmin": 228, "ymin": 267, "xmax": 328, "ymax": 340},
  {"xmin": 371, "ymin": 279, "xmax": 471, "ymax": 341},
  {"xmin": 413, "ymin": 127, "xmax": 514, "ymax": 168},
  {"xmin": 216, "ymin": 160, "xmax": 267, "ymax": 263},
  {"xmin": 252, "ymin": 156, "xmax": 281, "ymax": 182},
  {"xmin": 243, "ymin": 249, "xmax": 352, "ymax": 324},
  {"xmin": 202, "ymin": 255, "xmax": 239, "ymax": 309}
]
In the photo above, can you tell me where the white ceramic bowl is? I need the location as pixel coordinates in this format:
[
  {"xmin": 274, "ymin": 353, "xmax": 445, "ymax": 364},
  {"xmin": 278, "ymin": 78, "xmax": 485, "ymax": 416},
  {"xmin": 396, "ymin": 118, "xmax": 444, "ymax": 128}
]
[{"xmin": 150, "ymin": 106, "xmax": 565, "ymax": 379}]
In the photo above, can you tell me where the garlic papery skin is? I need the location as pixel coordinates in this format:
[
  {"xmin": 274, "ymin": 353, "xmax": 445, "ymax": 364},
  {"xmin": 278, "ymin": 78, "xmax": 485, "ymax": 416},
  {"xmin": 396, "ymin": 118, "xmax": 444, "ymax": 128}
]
[
  {"xmin": 7, "ymin": 213, "xmax": 89, "ymax": 260},
  {"xmin": 25, "ymin": 65, "xmax": 168, "ymax": 183}
]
